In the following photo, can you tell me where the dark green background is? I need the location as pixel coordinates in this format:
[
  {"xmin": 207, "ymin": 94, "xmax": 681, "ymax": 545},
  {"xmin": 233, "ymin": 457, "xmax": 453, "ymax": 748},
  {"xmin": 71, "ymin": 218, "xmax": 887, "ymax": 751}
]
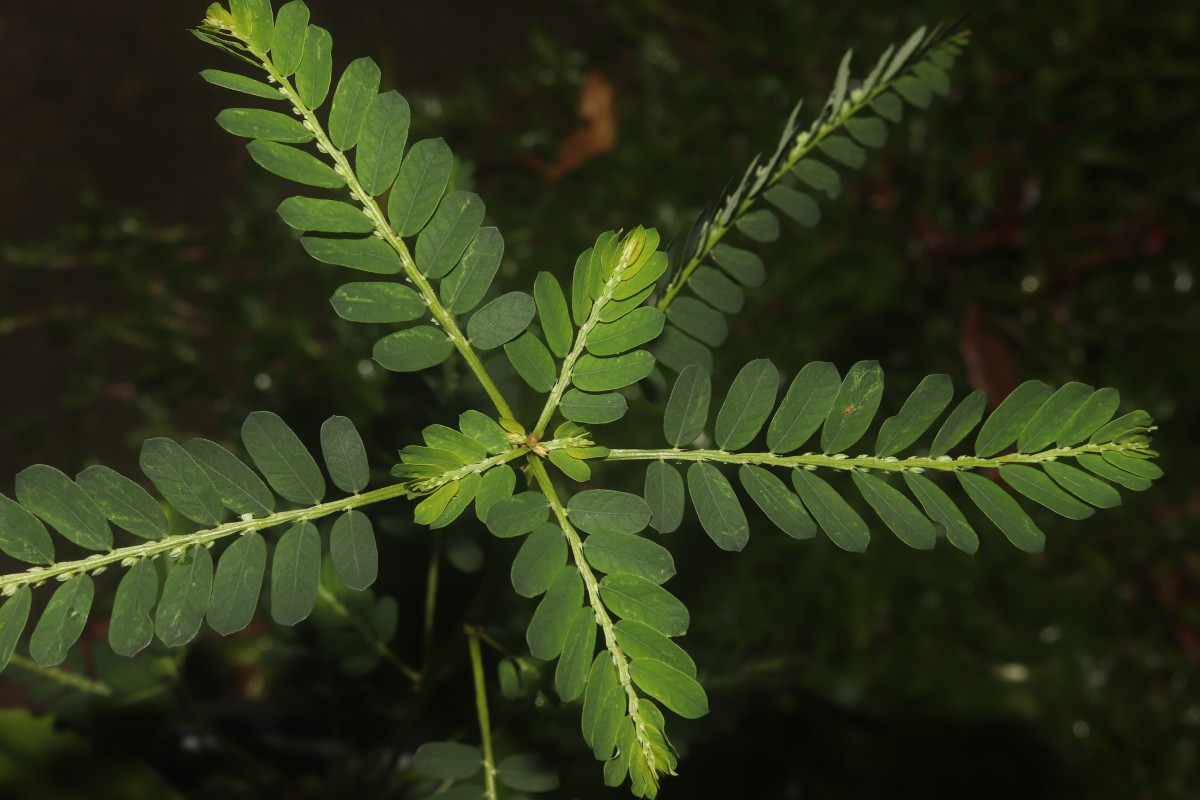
[{"xmin": 0, "ymin": 1, "xmax": 1196, "ymax": 798}]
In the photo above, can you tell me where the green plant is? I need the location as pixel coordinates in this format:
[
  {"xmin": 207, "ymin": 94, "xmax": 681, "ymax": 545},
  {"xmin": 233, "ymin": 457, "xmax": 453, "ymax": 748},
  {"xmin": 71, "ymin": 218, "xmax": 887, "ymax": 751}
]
[{"xmin": 0, "ymin": 2, "xmax": 1163, "ymax": 798}]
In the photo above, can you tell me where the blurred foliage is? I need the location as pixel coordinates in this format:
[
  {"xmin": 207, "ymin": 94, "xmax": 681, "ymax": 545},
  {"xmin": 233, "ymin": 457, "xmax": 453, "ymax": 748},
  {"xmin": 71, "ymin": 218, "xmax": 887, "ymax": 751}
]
[{"xmin": 0, "ymin": 0, "xmax": 1197, "ymax": 798}]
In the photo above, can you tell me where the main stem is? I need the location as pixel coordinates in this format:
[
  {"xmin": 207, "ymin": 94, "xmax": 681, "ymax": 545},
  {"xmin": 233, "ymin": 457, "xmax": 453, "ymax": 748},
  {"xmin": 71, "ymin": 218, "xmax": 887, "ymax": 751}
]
[
  {"xmin": 256, "ymin": 56, "xmax": 514, "ymax": 420},
  {"xmin": 466, "ymin": 627, "xmax": 498, "ymax": 800}
]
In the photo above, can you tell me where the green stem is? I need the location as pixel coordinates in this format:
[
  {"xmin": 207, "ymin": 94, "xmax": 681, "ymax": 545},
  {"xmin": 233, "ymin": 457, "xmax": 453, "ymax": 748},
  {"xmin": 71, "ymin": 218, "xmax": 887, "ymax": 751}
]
[
  {"xmin": 466, "ymin": 626, "xmax": 498, "ymax": 800},
  {"xmin": 603, "ymin": 439, "xmax": 1153, "ymax": 472},
  {"xmin": 422, "ymin": 536, "xmax": 441, "ymax": 679},
  {"xmin": 527, "ymin": 457, "xmax": 663, "ymax": 777},
  {"xmin": 655, "ymin": 36, "xmax": 962, "ymax": 311},
  {"xmin": 6, "ymin": 654, "xmax": 114, "ymax": 697},
  {"xmin": 256, "ymin": 57, "xmax": 514, "ymax": 420},
  {"xmin": 317, "ymin": 584, "xmax": 421, "ymax": 685},
  {"xmin": 1, "ymin": 482, "xmax": 410, "ymax": 595}
]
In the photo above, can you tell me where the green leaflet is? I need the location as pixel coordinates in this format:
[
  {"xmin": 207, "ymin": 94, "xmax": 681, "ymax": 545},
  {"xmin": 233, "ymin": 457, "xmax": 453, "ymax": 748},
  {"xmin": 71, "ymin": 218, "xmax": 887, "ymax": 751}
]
[
  {"xmin": 570, "ymin": 248, "xmax": 594, "ymax": 326},
  {"xmin": 738, "ymin": 465, "xmax": 815, "ymax": 540},
  {"xmin": 1103, "ymin": 451, "xmax": 1163, "ymax": 481},
  {"xmin": 582, "ymin": 652, "xmax": 623, "ymax": 759},
  {"xmin": 556, "ymin": 607, "xmax": 597, "ymax": 703},
  {"xmin": 1091, "ymin": 410, "xmax": 1154, "ymax": 444},
  {"xmin": 415, "ymin": 191, "xmax": 485, "ymax": 279},
  {"xmin": 270, "ymin": 1, "xmax": 309, "ymax": 76},
  {"xmin": 330, "ymin": 281, "xmax": 425, "ymax": 323},
  {"xmin": 883, "ymin": 26, "xmax": 925, "ymax": 83},
  {"xmin": 440, "ymin": 227, "xmax": 504, "ymax": 314},
  {"xmin": 644, "ymin": 461, "xmax": 685, "ymax": 534},
  {"xmin": 1000, "ymin": 464, "xmax": 1095, "ymax": 520},
  {"xmin": 792, "ymin": 158, "xmax": 842, "ymax": 198},
  {"xmin": 872, "ymin": 91, "xmax": 904, "ymax": 123},
  {"xmin": 845, "ymin": 116, "xmax": 888, "ymax": 148},
  {"xmin": 413, "ymin": 742, "xmax": 483, "ymax": 780},
  {"xmin": 533, "ymin": 272, "xmax": 573, "ymax": 359},
  {"xmin": 791, "ymin": 469, "xmax": 870, "ymax": 553},
  {"xmin": 233, "ymin": 0, "xmax": 273, "ymax": 53},
  {"xmin": 277, "ymin": 197, "xmax": 373, "ymax": 233},
  {"xmin": 0, "ymin": 588, "xmax": 32, "ymax": 674},
  {"xmin": 929, "ymin": 388, "xmax": 987, "ymax": 457},
  {"xmin": 0, "ymin": 494, "xmax": 53, "ymax": 564},
  {"xmin": 29, "ymin": 575, "xmax": 93, "ymax": 667},
  {"xmin": 526, "ymin": 567, "xmax": 583, "ymax": 660},
  {"xmin": 561, "ymin": 389, "xmax": 627, "ymax": 425},
  {"xmin": 460, "ymin": 410, "xmax": 510, "ymax": 455},
  {"xmin": 109, "ymin": 558, "xmax": 159, "ymax": 658},
  {"xmin": 705, "ymin": 248, "xmax": 763, "ymax": 292},
  {"xmin": 687, "ymin": 462, "xmax": 749, "ymax": 552},
  {"xmin": 821, "ymin": 360, "xmax": 884, "ymax": 454},
  {"xmin": 584, "ymin": 531, "xmax": 675, "ymax": 584},
  {"xmin": 629, "ymin": 658, "xmax": 709, "ymax": 720},
  {"xmin": 549, "ymin": 450, "xmax": 591, "ymax": 483},
  {"xmin": 818, "ymin": 136, "xmax": 866, "ymax": 169},
  {"xmin": 874, "ymin": 373, "xmax": 953, "ymax": 457},
  {"xmin": 355, "ymin": 91, "xmax": 410, "ymax": 196},
  {"xmin": 486, "ymin": 492, "xmax": 549, "ymax": 538},
  {"xmin": 183, "ymin": 438, "xmax": 275, "ymax": 518},
  {"xmin": 599, "ymin": 573, "xmax": 689, "ymax": 637},
  {"xmin": 207, "ymin": 532, "xmax": 267, "ymax": 635},
  {"xmin": 587, "ymin": 308, "xmax": 665, "ymax": 357},
  {"xmin": 423, "ymin": 424, "xmax": 488, "ymax": 462},
  {"xmin": 902, "ymin": 472, "xmax": 979, "ymax": 554},
  {"xmin": 294, "ymin": 24, "xmax": 332, "ymax": 109},
  {"xmin": 852, "ymin": 471, "xmax": 936, "ymax": 549},
  {"xmin": 663, "ymin": 363, "xmax": 711, "ymax": 447},
  {"xmin": 373, "ymin": 326, "xmax": 453, "ymax": 372},
  {"xmin": 767, "ymin": 361, "xmax": 840, "ymax": 454},
  {"xmin": 414, "ymin": 482, "xmax": 459, "ymax": 525},
  {"xmin": 573, "ymin": 351, "xmax": 655, "ymax": 392},
  {"xmin": 914, "ymin": 61, "xmax": 952, "ymax": 97},
  {"xmin": 271, "ymin": 522, "xmax": 321, "ymax": 626},
  {"xmin": 330, "ymin": 511, "xmax": 377, "ymax": 590},
  {"xmin": 389, "ymin": 138, "xmax": 454, "ymax": 237},
  {"xmin": 76, "ymin": 464, "xmax": 167, "ymax": 541},
  {"xmin": 1043, "ymin": 461, "xmax": 1121, "ymax": 509},
  {"xmin": 511, "ymin": 523, "xmax": 567, "ymax": 598},
  {"xmin": 300, "ymin": 234, "xmax": 402, "ymax": 274},
  {"xmin": 568, "ymin": 490, "xmax": 652, "ymax": 535},
  {"xmin": 241, "ymin": 411, "xmax": 326, "ymax": 504},
  {"xmin": 957, "ymin": 471, "xmax": 1045, "ymax": 553},
  {"xmin": 432, "ymin": 472, "xmax": 481, "ymax": 528},
  {"xmin": 156, "ymin": 547, "xmax": 214, "ymax": 648},
  {"xmin": 475, "ymin": 465, "xmax": 517, "ymax": 522},
  {"xmin": 614, "ymin": 619, "xmax": 696, "ymax": 678},
  {"xmin": 505, "ymin": 333, "xmax": 557, "ymax": 393},
  {"xmin": 667, "ymin": 297, "xmax": 728, "ymax": 347},
  {"xmin": 468, "ymin": 291, "xmax": 536, "ymax": 350},
  {"xmin": 15, "ymin": 465, "xmax": 112, "ymax": 551},
  {"xmin": 216, "ymin": 108, "xmax": 312, "ymax": 142},
  {"xmin": 200, "ymin": 69, "xmax": 281, "ymax": 99},
  {"xmin": 894, "ymin": 74, "xmax": 933, "ymax": 108},
  {"xmin": 498, "ymin": 658, "xmax": 521, "ymax": 699},
  {"xmin": 735, "ymin": 208, "xmax": 780, "ymax": 242},
  {"xmin": 497, "ymin": 754, "xmax": 562, "ymax": 793},
  {"xmin": 764, "ymin": 184, "xmax": 821, "ymax": 227},
  {"xmin": 688, "ymin": 266, "xmax": 744, "ymax": 314},
  {"xmin": 1057, "ymin": 387, "xmax": 1119, "ymax": 447},
  {"xmin": 246, "ymin": 140, "xmax": 345, "ymax": 188},
  {"xmin": 320, "ymin": 415, "xmax": 369, "ymax": 494},
  {"xmin": 974, "ymin": 379, "xmax": 1052, "ymax": 457},
  {"xmin": 140, "ymin": 438, "xmax": 225, "ymax": 526},
  {"xmin": 1017, "ymin": 382, "xmax": 1093, "ymax": 453},
  {"xmin": 327, "ymin": 57, "xmax": 380, "ymax": 150},
  {"xmin": 715, "ymin": 358, "xmax": 780, "ymax": 450},
  {"xmin": 652, "ymin": 327, "xmax": 714, "ymax": 374}
]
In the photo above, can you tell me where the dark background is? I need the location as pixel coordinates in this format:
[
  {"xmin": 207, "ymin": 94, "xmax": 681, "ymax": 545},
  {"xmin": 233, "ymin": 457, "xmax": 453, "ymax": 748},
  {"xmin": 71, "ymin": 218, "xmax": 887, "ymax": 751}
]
[{"xmin": 1, "ymin": 1, "xmax": 1197, "ymax": 798}]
